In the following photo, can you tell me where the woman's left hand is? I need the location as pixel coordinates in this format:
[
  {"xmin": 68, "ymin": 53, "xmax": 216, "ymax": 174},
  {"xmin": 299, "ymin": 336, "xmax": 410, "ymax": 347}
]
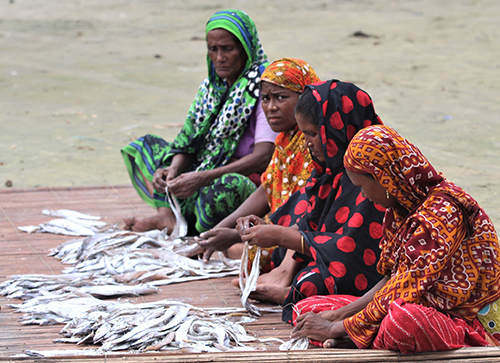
[
  {"xmin": 238, "ymin": 224, "xmax": 281, "ymax": 248},
  {"xmin": 291, "ymin": 312, "xmax": 347, "ymax": 343},
  {"xmin": 167, "ymin": 171, "xmax": 207, "ymax": 199}
]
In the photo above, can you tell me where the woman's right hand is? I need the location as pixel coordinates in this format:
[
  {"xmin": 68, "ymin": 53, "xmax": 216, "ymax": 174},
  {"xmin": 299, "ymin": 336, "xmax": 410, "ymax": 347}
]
[
  {"xmin": 236, "ymin": 215, "xmax": 283, "ymax": 248},
  {"xmin": 152, "ymin": 168, "xmax": 170, "ymax": 193},
  {"xmin": 195, "ymin": 228, "xmax": 242, "ymax": 260},
  {"xmin": 235, "ymin": 214, "xmax": 265, "ymax": 233},
  {"xmin": 319, "ymin": 309, "xmax": 348, "ymax": 322}
]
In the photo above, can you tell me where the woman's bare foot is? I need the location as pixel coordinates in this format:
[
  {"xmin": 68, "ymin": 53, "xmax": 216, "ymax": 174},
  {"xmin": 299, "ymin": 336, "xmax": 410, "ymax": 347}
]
[
  {"xmin": 323, "ymin": 337, "xmax": 357, "ymax": 349},
  {"xmin": 231, "ymin": 277, "xmax": 290, "ymax": 305},
  {"xmin": 232, "ymin": 249, "xmax": 303, "ymax": 304},
  {"xmin": 251, "ymin": 284, "xmax": 290, "ymax": 305},
  {"xmin": 123, "ymin": 207, "xmax": 176, "ymax": 233}
]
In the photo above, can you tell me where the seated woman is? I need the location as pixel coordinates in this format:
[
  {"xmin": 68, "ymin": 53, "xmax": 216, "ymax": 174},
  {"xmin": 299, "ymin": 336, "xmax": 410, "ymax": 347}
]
[
  {"xmin": 237, "ymin": 80, "xmax": 386, "ymax": 323},
  {"xmin": 192, "ymin": 58, "xmax": 319, "ymax": 270},
  {"xmin": 291, "ymin": 124, "xmax": 500, "ymax": 353},
  {"xmin": 121, "ymin": 9, "xmax": 278, "ymax": 234}
]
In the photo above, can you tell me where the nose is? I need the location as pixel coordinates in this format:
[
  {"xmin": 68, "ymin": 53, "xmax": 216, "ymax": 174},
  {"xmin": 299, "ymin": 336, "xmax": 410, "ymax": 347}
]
[
  {"xmin": 215, "ymin": 49, "xmax": 226, "ymax": 63},
  {"xmin": 304, "ymin": 137, "xmax": 313, "ymax": 149},
  {"xmin": 268, "ymin": 99, "xmax": 278, "ymax": 111}
]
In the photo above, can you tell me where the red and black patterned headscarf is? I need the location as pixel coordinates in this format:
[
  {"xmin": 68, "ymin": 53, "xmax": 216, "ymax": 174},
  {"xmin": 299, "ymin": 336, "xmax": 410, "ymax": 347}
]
[{"xmin": 274, "ymin": 79, "xmax": 384, "ymax": 231}]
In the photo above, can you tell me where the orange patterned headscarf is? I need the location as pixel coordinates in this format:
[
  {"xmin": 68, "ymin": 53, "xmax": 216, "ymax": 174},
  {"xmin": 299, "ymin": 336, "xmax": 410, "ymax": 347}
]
[
  {"xmin": 344, "ymin": 124, "xmax": 443, "ymax": 213},
  {"xmin": 261, "ymin": 58, "xmax": 320, "ymax": 93}
]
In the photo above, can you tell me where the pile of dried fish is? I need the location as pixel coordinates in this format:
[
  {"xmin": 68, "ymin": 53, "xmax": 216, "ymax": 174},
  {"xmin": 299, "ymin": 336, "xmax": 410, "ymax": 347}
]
[
  {"xmin": 8, "ymin": 292, "xmax": 275, "ymax": 352},
  {"xmin": 8, "ymin": 208, "xmax": 240, "ymax": 302},
  {"xmin": 0, "ymin": 274, "xmax": 159, "ymax": 301},
  {"xmin": 17, "ymin": 209, "xmax": 117, "ymax": 236},
  {"xmin": 49, "ymin": 230, "xmax": 240, "ymax": 286}
]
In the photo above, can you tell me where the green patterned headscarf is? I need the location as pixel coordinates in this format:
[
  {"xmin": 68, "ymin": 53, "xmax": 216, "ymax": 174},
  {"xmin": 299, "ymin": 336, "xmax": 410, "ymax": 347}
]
[{"xmin": 167, "ymin": 9, "xmax": 268, "ymax": 171}]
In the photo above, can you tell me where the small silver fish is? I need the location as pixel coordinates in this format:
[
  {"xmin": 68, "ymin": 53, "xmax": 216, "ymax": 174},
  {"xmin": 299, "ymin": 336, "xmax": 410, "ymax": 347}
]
[
  {"xmin": 42, "ymin": 209, "xmax": 101, "ymax": 220},
  {"xmin": 165, "ymin": 187, "xmax": 188, "ymax": 240}
]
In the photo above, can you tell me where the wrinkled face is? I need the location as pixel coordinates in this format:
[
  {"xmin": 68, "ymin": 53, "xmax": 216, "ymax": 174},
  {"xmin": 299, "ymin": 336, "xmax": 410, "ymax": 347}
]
[
  {"xmin": 295, "ymin": 112, "xmax": 324, "ymax": 163},
  {"xmin": 260, "ymin": 81, "xmax": 300, "ymax": 133},
  {"xmin": 345, "ymin": 169, "xmax": 396, "ymax": 209},
  {"xmin": 206, "ymin": 28, "xmax": 247, "ymax": 87}
]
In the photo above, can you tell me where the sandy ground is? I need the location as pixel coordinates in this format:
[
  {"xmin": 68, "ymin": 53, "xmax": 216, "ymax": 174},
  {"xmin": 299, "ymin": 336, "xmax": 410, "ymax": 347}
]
[{"xmin": 1, "ymin": 0, "xmax": 499, "ymax": 225}]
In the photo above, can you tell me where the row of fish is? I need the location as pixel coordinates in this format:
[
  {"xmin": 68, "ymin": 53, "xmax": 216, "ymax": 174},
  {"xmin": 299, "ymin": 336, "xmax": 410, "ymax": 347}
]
[
  {"xmin": 17, "ymin": 209, "xmax": 116, "ymax": 236},
  {"xmin": 7, "ymin": 291, "xmax": 284, "ymax": 352}
]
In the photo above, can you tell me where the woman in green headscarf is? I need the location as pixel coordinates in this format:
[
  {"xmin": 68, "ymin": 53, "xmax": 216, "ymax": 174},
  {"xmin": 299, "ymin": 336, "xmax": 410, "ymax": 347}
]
[{"xmin": 121, "ymin": 9, "xmax": 277, "ymax": 234}]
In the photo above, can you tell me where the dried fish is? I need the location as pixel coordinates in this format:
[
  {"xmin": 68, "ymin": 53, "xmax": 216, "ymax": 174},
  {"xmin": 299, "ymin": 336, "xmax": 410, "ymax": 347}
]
[
  {"xmin": 42, "ymin": 209, "xmax": 101, "ymax": 220},
  {"xmin": 18, "ymin": 209, "xmax": 117, "ymax": 237},
  {"xmin": 13, "ymin": 296, "xmax": 269, "ymax": 352},
  {"xmin": 165, "ymin": 187, "xmax": 188, "ymax": 240},
  {"xmin": 239, "ymin": 242, "xmax": 261, "ymax": 316},
  {"xmin": 279, "ymin": 336, "xmax": 310, "ymax": 351}
]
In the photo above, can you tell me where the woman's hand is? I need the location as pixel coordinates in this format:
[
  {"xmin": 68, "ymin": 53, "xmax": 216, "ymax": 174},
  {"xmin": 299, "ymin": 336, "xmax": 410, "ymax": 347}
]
[
  {"xmin": 319, "ymin": 308, "xmax": 349, "ymax": 322},
  {"xmin": 236, "ymin": 216, "xmax": 282, "ymax": 248},
  {"xmin": 194, "ymin": 228, "xmax": 242, "ymax": 261},
  {"xmin": 291, "ymin": 312, "xmax": 347, "ymax": 343},
  {"xmin": 152, "ymin": 168, "xmax": 170, "ymax": 193},
  {"xmin": 167, "ymin": 171, "xmax": 208, "ymax": 199},
  {"xmin": 236, "ymin": 214, "xmax": 266, "ymax": 232}
]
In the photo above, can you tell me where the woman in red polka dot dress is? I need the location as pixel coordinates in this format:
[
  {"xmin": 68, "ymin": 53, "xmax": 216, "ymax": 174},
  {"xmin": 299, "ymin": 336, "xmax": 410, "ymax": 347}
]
[{"xmin": 237, "ymin": 79, "xmax": 385, "ymax": 323}]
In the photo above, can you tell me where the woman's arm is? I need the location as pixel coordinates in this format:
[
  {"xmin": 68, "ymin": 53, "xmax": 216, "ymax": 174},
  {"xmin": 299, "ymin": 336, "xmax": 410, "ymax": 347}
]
[
  {"xmin": 238, "ymin": 221, "xmax": 309, "ymax": 256},
  {"xmin": 152, "ymin": 153, "xmax": 195, "ymax": 192},
  {"xmin": 167, "ymin": 142, "xmax": 274, "ymax": 199},
  {"xmin": 291, "ymin": 277, "xmax": 389, "ymax": 342},
  {"xmin": 202, "ymin": 141, "xmax": 274, "ymax": 180}
]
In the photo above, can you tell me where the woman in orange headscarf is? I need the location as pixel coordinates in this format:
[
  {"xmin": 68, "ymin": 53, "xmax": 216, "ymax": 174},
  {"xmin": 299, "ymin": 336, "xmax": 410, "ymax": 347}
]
[
  {"xmin": 193, "ymin": 58, "xmax": 319, "ymax": 273},
  {"xmin": 291, "ymin": 124, "xmax": 500, "ymax": 353}
]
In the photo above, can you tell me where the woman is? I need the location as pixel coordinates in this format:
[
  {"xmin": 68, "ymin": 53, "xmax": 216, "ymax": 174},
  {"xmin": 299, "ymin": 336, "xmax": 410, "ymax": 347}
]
[
  {"xmin": 291, "ymin": 124, "xmax": 500, "ymax": 353},
  {"xmin": 237, "ymin": 80, "xmax": 386, "ymax": 323},
  {"xmin": 193, "ymin": 58, "xmax": 319, "ymax": 271},
  {"xmin": 121, "ymin": 9, "xmax": 277, "ymax": 234}
]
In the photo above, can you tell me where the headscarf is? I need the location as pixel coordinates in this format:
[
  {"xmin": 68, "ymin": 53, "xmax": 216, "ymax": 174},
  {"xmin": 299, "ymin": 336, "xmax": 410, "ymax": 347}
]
[
  {"xmin": 166, "ymin": 9, "xmax": 268, "ymax": 171},
  {"xmin": 277, "ymin": 80, "xmax": 383, "ymax": 231},
  {"xmin": 343, "ymin": 124, "xmax": 487, "ymax": 273},
  {"xmin": 261, "ymin": 58, "xmax": 319, "ymax": 93},
  {"xmin": 260, "ymin": 58, "xmax": 319, "ymax": 212}
]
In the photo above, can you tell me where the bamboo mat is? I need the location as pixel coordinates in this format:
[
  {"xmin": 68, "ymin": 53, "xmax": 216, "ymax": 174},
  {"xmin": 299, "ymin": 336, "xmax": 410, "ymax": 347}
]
[{"xmin": 1, "ymin": 186, "xmax": 500, "ymax": 362}]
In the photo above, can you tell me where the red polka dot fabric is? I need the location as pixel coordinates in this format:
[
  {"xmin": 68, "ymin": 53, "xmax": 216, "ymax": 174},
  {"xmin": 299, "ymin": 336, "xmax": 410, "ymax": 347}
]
[{"xmin": 270, "ymin": 80, "xmax": 385, "ymax": 323}]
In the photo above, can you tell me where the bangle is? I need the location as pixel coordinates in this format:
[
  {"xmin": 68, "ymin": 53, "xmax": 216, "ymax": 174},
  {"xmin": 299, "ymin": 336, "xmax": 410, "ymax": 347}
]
[{"xmin": 300, "ymin": 234, "xmax": 305, "ymax": 255}]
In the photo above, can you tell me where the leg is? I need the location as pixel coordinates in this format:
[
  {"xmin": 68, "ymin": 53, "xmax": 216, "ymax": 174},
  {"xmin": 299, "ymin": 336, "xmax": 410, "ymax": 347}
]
[
  {"xmin": 231, "ymin": 249, "xmax": 303, "ymax": 305},
  {"xmin": 195, "ymin": 173, "xmax": 256, "ymax": 233},
  {"xmin": 123, "ymin": 206, "xmax": 177, "ymax": 233},
  {"xmin": 372, "ymin": 299, "xmax": 490, "ymax": 353},
  {"xmin": 292, "ymin": 294, "xmax": 359, "ymax": 348},
  {"xmin": 121, "ymin": 134, "xmax": 177, "ymax": 232}
]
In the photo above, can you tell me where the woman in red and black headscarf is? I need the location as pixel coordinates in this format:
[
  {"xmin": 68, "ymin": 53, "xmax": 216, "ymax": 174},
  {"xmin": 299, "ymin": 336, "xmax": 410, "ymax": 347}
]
[{"xmin": 237, "ymin": 79, "xmax": 385, "ymax": 323}]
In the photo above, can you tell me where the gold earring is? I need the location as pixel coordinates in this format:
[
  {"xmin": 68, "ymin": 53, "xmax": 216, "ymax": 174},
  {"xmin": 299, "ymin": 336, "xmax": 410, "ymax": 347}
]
[
  {"xmin": 386, "ymin": 190, "xmax": 390, "ymax": 200},
  {"xmin": 307, "ymin": 142, "xmax": 313, "ymax": 147}
]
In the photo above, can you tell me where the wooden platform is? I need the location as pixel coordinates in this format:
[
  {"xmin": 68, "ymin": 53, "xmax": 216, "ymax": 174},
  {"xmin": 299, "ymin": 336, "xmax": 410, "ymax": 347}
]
[{"xmin": 1, "ymin": 185, "xmax": 500, "ymax": 362}]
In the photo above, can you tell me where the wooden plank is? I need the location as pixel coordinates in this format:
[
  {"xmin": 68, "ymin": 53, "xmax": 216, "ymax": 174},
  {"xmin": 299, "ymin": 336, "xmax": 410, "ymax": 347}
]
[{"xmin": 1, "ymin": 186, "xmax": 500, "ymax": 362}]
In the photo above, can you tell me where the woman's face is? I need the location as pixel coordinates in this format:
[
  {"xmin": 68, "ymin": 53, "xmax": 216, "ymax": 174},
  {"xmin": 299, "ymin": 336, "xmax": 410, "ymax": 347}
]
[
  {"xmin": 295, "ymin": 112, "xmax": 324, "ymax": 162},
  {"xmin": 261, "ymin": 81, "xmax": 300, "ymax": 133},
  {"xmin": 206, "ymin": 28, "xmax": 247, "ymax": 87},
  {"xmin": 345, "ymin": 169, "xmax": 397, "ymax": 209}
]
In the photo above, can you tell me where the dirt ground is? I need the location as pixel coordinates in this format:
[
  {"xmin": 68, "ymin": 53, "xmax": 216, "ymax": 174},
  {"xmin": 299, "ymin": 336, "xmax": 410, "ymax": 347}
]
[{"xmin": 1, "ymin": 0, "xmax": 499, "ymax": 225}]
